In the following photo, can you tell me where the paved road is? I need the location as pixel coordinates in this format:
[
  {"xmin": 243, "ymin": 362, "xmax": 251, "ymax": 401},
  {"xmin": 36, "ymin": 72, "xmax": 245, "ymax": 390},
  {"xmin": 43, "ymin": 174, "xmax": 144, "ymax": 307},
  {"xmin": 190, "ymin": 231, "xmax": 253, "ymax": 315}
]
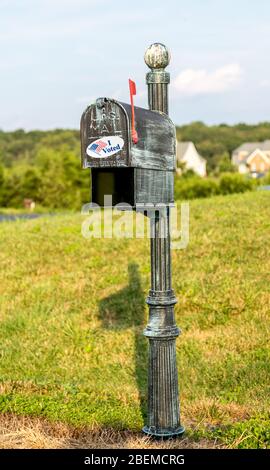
[{"xmin": 0, "ymin": 213, "xmax": 45, "ymax": 222}]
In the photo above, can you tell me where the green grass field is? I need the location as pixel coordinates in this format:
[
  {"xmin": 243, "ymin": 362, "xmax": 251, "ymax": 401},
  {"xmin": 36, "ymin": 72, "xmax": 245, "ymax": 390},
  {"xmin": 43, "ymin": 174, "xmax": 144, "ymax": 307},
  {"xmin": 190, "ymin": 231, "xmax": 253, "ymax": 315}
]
[{"xmin": 0, "ymin": 191, "xmax": 269, "ymax": 448}]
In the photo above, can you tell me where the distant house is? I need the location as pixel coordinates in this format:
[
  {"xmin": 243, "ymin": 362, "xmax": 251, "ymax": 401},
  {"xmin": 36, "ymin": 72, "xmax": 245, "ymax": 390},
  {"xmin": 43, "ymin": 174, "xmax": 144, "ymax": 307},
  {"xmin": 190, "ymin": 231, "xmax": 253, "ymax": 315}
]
[
  {"xmin": 176, "ymin": 141, "xmax": 207, "ymax": 177},
  {"xmin": 23, "ymin": 199, "xmax": 36, "ymax": 211},
  {"xmin": 232, "ymin": 140, "xmax": 270, "ymax": 177}
]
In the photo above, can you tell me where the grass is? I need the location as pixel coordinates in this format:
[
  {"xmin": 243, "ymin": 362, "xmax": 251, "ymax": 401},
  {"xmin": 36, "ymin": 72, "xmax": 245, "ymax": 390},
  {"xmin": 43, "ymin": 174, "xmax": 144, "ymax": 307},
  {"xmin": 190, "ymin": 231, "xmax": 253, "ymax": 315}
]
[{"xmin": 0, "ymin": 191, "xmax": 269, "ymax": 449}]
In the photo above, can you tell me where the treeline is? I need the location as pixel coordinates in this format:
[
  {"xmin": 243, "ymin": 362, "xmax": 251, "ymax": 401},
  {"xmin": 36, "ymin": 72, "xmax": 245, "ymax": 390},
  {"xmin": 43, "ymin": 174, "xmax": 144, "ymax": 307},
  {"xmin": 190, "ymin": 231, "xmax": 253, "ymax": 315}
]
[
  {"xmin": 0, "ymin": 122, "xmax": 270, "ymax": 209},
  {"xmin": 0, "ymin": 129, "xmax": 89, "ymax": 209}
]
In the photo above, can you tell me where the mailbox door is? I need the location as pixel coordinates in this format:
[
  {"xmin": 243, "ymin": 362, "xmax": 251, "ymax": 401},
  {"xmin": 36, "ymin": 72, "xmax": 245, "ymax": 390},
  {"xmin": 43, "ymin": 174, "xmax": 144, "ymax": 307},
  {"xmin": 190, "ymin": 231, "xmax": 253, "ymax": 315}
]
[{"xmin": 81, "ymin": 98, "xmax": 131, "ymax": 169}]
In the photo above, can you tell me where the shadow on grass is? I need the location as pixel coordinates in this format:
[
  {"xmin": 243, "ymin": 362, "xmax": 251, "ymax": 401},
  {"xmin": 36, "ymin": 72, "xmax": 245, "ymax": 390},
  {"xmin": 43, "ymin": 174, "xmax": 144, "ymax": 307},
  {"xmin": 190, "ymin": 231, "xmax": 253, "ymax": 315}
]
[{"xmin": 99, "ymin": 262, "xmax": 148, "ymax": 423}]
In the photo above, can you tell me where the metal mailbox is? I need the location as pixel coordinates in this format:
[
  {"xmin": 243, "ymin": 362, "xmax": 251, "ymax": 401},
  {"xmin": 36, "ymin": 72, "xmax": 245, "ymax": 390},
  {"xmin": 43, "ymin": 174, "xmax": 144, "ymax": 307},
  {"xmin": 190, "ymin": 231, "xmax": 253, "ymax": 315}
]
[{"xmin": 80, "ymin": 97, "xmax": 176, "ymax": 207}]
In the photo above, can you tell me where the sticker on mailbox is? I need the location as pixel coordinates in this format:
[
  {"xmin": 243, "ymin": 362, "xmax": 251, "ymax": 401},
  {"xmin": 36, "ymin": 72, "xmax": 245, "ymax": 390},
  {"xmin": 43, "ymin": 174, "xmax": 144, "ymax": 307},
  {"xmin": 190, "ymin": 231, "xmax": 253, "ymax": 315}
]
[{"xmin": 86, "ymin": 136, "xmax": 124, "ymax": 158}]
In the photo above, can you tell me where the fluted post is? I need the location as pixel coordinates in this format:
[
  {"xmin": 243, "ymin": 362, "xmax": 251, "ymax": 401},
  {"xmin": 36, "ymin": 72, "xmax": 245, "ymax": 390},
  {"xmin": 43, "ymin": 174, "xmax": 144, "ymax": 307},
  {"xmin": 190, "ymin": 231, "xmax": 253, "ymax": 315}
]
[{"xmin": 142, "ymin": 43, "xmax": 185, "ymax": 437}]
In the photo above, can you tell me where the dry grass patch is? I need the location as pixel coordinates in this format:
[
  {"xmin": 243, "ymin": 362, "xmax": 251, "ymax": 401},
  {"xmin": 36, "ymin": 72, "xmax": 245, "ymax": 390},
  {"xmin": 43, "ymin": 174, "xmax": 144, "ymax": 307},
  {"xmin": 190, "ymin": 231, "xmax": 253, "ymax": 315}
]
[
  {"xmin": 183, "ymin": 400, "xmax": 251, "ymax": 426},
  {"xmin": 0, "ymin": 414, "xmax": 222, "ymax": 449}
]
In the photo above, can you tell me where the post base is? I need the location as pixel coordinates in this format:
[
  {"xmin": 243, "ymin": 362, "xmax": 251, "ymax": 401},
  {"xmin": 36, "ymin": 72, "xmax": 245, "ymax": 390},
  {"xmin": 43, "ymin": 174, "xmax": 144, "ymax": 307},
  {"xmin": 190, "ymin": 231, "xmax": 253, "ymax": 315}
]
[{"xmin": 142, "ymin": 425, "xmax": 185, "ymax": 439}]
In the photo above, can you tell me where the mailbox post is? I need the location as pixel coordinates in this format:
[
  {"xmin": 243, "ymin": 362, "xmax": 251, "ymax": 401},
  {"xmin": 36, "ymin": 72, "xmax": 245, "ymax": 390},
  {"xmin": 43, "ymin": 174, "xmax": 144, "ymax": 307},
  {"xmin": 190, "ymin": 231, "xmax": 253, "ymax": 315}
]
[
  {"xmin": 80, "ymin": 42, "xmax": 184, "ymax": 438},
  {"xmin": 142, "ymin": 43, "xmax": 184, "ymax": 438}
]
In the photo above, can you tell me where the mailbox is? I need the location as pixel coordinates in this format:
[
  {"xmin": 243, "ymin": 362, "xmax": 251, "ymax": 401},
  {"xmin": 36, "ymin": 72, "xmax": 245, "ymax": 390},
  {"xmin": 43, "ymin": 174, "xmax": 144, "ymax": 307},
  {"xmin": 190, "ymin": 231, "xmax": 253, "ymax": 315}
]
[
  {"xmin": 80, "ymin": 97, "xmax": 176, "ymax": 208},
  {"xmin": 80, "ymin": 44, "xmax": 185, "ymax": 438}
]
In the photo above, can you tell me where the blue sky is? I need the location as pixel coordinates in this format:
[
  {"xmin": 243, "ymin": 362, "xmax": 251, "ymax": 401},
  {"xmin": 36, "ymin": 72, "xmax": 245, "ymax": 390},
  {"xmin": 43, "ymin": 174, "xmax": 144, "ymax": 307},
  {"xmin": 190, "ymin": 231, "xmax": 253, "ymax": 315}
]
[{"xmin": 1, "ymin": 0, "xmax": 270, "ymax": 130}]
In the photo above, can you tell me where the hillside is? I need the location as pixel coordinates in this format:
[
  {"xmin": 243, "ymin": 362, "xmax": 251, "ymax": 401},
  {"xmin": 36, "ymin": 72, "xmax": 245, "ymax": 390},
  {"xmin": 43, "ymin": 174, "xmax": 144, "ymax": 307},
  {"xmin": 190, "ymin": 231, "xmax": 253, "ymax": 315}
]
[{"xmin": 0, "ymin": 191, "xmax": 269, "ymax": 448}]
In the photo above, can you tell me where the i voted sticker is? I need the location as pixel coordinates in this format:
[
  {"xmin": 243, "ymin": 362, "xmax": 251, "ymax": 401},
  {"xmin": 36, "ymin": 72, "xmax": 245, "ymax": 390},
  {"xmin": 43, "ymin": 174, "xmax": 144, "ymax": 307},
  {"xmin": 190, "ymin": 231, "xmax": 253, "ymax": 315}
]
[{"xmin": 87, "ymin": 136, "xmax": 124, "ymax": 158}]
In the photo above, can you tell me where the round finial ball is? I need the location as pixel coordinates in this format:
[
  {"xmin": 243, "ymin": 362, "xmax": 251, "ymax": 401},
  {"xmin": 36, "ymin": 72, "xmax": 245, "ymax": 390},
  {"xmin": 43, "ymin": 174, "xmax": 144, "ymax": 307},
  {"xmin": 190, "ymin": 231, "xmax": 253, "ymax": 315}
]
[{"xmin": 144, "ymin": 43, "xmax": 170, "ymax": 69}]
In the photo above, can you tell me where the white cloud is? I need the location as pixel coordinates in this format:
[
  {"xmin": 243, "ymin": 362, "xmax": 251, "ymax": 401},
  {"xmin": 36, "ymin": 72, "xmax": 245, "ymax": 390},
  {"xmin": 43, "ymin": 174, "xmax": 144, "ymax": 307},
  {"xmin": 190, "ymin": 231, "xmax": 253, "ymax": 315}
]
[{"xmin": 173, "ymin": 64, "xmax": 243, "ymax": 96}]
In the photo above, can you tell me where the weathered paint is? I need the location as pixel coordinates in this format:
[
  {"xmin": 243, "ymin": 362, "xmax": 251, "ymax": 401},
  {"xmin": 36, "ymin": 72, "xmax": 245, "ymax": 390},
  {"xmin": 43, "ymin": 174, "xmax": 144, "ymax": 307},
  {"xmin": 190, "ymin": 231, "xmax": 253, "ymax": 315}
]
[{"xmin": 81, "ymin": 98, "xmax": 175, "ymax": 171}]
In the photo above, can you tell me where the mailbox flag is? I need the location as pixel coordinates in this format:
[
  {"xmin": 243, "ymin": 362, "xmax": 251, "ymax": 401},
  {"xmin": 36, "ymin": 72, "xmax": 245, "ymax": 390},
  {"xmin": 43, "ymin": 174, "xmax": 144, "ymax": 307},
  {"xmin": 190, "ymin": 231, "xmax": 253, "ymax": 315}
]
[
  {"xmin": 129, "ymin": 79, "xmax": 139, "ymax": 144},
  {"xmin": 129, "ymin": 79, "xmax": 136, "ymax": 96}
]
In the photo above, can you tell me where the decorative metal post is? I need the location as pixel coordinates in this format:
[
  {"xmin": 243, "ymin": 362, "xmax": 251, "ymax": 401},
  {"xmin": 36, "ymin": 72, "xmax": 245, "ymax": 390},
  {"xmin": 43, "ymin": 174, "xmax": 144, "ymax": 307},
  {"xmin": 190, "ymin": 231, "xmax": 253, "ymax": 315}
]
[{"xmin": 142, "ymin": 43, "xmax": 185, "ymax": 438}]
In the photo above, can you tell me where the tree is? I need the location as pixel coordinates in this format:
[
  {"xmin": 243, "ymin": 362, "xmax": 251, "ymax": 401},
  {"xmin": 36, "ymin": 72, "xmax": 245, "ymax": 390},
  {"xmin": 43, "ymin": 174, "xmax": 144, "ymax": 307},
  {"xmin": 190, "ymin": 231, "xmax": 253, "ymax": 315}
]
[
  {"xmin": 0, "ymin": 165, "xmax": 4, "ymax": 206},
  {"xmin": 218, "ymin": 152, "xmax": 236, "ymax": 174}
]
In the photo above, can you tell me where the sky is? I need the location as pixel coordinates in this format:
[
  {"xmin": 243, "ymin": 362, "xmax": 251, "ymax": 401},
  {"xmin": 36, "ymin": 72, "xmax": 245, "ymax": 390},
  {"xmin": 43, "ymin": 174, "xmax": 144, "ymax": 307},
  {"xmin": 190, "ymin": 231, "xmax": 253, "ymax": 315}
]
[{"xmin": 1, "ymin": 0, "xmax": 270, "ymax": 130}]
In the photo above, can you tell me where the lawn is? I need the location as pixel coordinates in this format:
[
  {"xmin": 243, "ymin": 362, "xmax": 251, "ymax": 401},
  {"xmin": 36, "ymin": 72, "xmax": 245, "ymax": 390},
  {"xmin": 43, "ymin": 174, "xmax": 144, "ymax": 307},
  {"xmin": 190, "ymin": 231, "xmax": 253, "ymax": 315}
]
[{"xmin": 0, "ymin": 191, "xmax": 269, "ymax": 448}]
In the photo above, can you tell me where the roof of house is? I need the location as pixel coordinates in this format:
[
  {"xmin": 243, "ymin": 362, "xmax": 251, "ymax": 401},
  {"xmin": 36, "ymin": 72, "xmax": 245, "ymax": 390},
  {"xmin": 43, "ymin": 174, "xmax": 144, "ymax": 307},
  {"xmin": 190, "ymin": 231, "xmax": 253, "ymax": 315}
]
[
  {"xmin": 177, "ymin": 141, "xmax": 190, "ymax": 158},
  {"xmin": 177, "ymin": 141, "xmax": 206, "ymax": 163},
  {"xmin": 232, "ymin": 143, "xmax": 261, "ymax": 155},
  {"xmin": 232, "ymin": 140, "xmax": 270, "ymax": 164},
  {"xmin": 233, "ymin": 140, "xmax": 270, "ymax": 155}
]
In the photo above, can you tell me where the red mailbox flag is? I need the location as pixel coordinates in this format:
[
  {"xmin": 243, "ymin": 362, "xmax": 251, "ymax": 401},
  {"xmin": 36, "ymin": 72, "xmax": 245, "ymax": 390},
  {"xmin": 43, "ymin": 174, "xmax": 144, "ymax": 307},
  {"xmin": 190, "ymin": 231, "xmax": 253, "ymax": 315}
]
[{"xmin": 129, "ymin": 79, "xmax": 139, "ymax": 144}]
